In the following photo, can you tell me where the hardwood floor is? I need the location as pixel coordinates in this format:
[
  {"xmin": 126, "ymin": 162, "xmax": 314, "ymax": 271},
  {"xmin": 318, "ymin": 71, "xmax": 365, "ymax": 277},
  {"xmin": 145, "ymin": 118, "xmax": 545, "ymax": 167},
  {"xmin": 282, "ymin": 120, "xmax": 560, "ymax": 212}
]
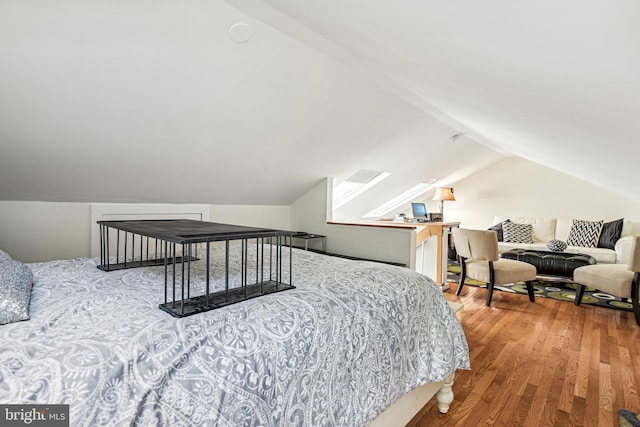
[{"xmin": 409, "ymin": 283, "xmax": 640, "ymax": 426}]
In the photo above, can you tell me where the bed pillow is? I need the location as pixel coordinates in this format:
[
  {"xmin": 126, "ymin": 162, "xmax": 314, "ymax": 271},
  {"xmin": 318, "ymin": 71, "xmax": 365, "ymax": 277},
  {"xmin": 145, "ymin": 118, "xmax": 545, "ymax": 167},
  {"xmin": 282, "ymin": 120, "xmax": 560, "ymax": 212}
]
[
  {"xmin": 566, "ymin": 219, "xmax": 604, "ymax": 248},
  {"xmin": 0, "ymin": 260, "xmax": 34, "ymax": 325},
  {"xmin": 0, "ymin": 249, "xmax": 12, "ymax": 262},
  {"xmin": 502, "ymin": 221, "xmax": 533, "ymax": 244},
  {"xmin": 597, "ymin": 218, "xmax": 624, "ymax": 250},
  {"xmin": 488, "ymin": 219, "xmax": 510, "ymax": 242}
]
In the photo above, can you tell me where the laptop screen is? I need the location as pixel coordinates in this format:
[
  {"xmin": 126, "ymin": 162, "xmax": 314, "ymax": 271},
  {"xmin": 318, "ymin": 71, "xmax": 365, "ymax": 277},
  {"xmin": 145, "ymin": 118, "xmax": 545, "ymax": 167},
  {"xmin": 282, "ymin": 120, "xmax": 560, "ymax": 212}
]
[{"xmin": 411, "ymin": 202, "xmax": 427, "ymax": 218}]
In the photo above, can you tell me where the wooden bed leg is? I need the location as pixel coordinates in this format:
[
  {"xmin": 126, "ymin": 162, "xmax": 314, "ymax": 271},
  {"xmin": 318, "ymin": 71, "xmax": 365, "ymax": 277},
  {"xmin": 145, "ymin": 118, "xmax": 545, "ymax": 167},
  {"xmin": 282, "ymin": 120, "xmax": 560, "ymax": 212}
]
[{"xmin": 435, "ymin": 373, "xmax": 455, "ymax": 414}]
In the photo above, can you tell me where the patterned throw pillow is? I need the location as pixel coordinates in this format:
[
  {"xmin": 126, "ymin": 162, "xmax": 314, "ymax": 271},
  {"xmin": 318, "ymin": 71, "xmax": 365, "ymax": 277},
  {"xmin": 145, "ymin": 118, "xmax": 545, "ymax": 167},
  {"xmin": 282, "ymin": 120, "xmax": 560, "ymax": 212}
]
[
  {"xmin": 566, "ymin": 219, "xmax": 604, "ymax": 248},
  {"xmin": 502, "ymin": 221, "xmax": 533, "ymax": 244},
  {"xmin": 0, "ymin": 260, "xmax": 34, "ymax": 325},
  {"xmin": 546, "ymin": 239, "xmax": 567, "ymax": 252},
  {"xmin": 598, "ymin": 218, "xmax": 623, "ymax": 249}
]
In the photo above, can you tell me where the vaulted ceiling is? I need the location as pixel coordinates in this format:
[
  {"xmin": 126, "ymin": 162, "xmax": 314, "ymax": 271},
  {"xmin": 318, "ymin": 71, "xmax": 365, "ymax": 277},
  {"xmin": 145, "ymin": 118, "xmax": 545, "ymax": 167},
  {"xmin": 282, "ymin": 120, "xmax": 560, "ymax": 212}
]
[{"xmin": 1, "ymin": 1, "xmax": 638, "ymax": 207}]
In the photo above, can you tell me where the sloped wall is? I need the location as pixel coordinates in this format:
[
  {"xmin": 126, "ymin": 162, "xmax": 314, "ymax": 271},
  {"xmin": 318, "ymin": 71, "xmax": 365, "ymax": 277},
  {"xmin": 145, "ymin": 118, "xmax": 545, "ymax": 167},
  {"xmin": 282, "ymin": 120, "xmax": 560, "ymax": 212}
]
[
  {"xmin": 0, "ymin": 201, "xmax": 291, "ymax": 262},
  {"xmin": 444, "ymin": 157, "xmax": 640, "ymax": 233}
]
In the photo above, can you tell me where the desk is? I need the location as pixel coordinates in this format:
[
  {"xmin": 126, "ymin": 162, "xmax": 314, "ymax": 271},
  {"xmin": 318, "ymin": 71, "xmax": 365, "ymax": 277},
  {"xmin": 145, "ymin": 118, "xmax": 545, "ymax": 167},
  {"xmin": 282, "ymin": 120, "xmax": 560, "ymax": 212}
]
[
  {"xmin": 415, "ymin": 222, "xmax": 459, "ymax": 287},
  {"xmin": 348, "ymin": 220, "xmax": 460, "ymax": 288}
]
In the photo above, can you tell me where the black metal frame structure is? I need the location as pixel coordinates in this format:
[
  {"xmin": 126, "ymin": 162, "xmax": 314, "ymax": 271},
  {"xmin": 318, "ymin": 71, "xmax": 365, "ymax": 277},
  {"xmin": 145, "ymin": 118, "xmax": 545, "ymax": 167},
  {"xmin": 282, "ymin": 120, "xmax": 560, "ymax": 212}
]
[{"xmin": 97, "ymin": 219, "xmax": 295, "ymax": 318}]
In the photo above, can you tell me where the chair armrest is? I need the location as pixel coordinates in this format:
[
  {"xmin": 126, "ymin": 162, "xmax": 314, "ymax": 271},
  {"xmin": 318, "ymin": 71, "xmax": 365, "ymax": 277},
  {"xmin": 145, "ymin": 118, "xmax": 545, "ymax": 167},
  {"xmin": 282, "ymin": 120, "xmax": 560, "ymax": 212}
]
[{"xmin": 615, "ymin": 235, "xmax": 634, "ymax": 264}]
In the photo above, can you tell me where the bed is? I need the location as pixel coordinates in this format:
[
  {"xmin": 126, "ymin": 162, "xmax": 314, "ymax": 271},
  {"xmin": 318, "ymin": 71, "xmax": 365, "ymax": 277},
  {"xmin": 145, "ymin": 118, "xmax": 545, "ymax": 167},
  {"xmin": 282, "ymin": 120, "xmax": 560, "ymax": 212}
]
[{"xmin": 0, "ymin": 239, "xmax": 469, "ymax": 426}]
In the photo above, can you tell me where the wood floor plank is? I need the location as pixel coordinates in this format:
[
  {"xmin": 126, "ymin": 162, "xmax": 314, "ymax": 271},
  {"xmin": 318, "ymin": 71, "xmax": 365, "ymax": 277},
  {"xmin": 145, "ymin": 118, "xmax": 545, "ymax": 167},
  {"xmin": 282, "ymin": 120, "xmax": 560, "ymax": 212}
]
[
  {"xmin": 557, "ymin": 308, "xmax": 583, "ymax": 412},
  {"xmin": 619, "ymin": 342, "xmax": 640, "ymax": 411},
  {"xmin": 598, "ymin": 362, "xmax": 614, "ymax": 426},
  {"xmin": 584, "ymin": 319, "xmax": 602, "ymax": 424},
  {"xmin": 608, "ymin": 322, "xmax": 625, "ymax": 420},
  {"xmin": 409, "ymin": 282, "xmax": 640, "ymax": 426},
  {"xmin": 570, "ymin": 395, "xmax": 587, "ymax": 426},
  {"xmin": 574, "ymin": 308, "xmax": 593, "ymax": 399}
]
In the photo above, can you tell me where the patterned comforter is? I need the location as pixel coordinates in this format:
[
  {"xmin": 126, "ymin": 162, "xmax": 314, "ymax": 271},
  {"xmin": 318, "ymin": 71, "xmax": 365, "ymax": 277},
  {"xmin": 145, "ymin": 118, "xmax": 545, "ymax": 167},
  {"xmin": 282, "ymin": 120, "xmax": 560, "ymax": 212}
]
[{"xmin": 0, "ymin": 246, "xmax": 469, "ymax": 426}]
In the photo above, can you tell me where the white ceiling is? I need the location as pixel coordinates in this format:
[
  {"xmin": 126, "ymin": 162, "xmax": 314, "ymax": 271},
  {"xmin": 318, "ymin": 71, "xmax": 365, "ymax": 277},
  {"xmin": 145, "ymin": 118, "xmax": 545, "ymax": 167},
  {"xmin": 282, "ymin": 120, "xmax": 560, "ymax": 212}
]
[
  {"xmin": 1, "ymin": 0, "xmax": 638, "ymax": 206},
  {"xmin": 246, "ymin": 0, "xmax": 640, "ymax": 198}
]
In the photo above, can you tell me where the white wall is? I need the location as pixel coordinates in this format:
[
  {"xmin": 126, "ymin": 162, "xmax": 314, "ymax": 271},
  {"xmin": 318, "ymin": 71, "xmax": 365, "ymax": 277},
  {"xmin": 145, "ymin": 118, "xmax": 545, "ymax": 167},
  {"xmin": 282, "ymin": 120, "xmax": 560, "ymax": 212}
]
[
  {"xmin": 0, "ymin": 201, "xmax": 92, "ymax": 263},
  {"xmin": 0, "ymin": 201, "xmax": 291, "ymax": 262},
  {"xmin": 1, "ymin": 185, "xmax": 414, "ymax": 265},
  {"xmin": 443, "ymin": 157, "xmax": 640, "ymax": 232},
  {"xmin": 208, "ymin": 204, "xmax": 290, "ymax": 230}
]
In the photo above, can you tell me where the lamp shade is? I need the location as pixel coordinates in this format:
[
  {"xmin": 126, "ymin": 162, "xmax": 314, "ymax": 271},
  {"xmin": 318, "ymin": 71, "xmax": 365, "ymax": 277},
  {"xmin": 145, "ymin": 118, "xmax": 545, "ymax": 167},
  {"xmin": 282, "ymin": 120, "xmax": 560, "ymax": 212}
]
[{"xmin": 433, "ymin": 187, "xmax": 455, "ymax": 202}]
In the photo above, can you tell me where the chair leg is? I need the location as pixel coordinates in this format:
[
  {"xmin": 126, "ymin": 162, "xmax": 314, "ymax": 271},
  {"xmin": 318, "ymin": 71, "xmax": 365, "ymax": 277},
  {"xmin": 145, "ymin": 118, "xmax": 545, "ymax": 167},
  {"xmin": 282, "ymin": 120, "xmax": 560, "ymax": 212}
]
[
  {"xmin": 632, "ymin": 273, "xmax": 640, "ymax": 326},
  {"xmin": 525, "ymin": 281, "xmax": 535, "ymax": 302},
  {"xmin": 456, "ymin": 257, "xmax": 467, "ymax": 296},
  {"xmin": 486, "ymin": 280, "xmax": 495, "ymax": 306},
  {"xmin": 486, "ymin": 261, "xmax": 495, "ymax": 306},
  {"xmin": 574, "ymin": 284, "xmax": 586, "ymax": 306}
]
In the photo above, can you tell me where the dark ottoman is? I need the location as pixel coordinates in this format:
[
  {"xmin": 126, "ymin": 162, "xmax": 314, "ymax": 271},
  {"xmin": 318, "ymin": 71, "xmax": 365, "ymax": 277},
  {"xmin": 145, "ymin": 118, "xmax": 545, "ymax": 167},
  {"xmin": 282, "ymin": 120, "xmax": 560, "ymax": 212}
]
[{"xmin": 500, "ymin": 249, "xmax": 596, "ymax": 278}]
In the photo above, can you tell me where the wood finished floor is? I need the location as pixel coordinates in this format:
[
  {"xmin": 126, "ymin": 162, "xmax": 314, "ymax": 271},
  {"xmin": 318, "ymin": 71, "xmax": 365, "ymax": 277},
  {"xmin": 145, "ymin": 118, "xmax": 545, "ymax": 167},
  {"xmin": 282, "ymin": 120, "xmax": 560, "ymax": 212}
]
[{"xmin": 409, "ymin": 282, "xmax": 640, "ymax": 427}]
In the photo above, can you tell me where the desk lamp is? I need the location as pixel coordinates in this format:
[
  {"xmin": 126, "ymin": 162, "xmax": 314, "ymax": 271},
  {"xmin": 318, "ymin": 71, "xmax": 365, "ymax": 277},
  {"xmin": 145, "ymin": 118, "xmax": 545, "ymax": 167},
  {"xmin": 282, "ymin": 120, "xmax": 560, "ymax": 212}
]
[{"xmin": 433, "ymin": 187, "xmax": 456, "ymax": 217}]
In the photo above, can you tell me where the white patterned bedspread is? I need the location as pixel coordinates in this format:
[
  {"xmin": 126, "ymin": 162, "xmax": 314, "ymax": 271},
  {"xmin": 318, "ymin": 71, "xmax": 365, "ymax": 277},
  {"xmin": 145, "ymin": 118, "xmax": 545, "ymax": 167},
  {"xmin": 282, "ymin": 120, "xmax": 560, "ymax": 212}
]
[{"xmin": 0, "ymin": 246, "xmax": 469, "ymax": 426}]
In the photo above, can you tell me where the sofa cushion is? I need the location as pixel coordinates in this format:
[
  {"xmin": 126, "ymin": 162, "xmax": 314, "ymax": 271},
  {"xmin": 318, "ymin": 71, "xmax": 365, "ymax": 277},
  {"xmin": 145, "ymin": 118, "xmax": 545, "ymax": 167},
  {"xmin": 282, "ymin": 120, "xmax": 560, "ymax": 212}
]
[
  {"xmin": 573, "ymin": 246, "xmax": 618, "ymax": 264},
  {"xmin": 598, "ymin": 218, "xmax": 624, "ymax": 250},
  {"xmin": 502, "ymin": 222, "xmax": 534, "ymax": 244},
  {"xmin": 498, "ymin": 242, "xmax": 551, "ymax": 253},
  {"xmin": 465, "ymin": 258, "xmax": 537, "ymax": 284},
  {"xmin": 567, "ymin": 219, "xmax": 604, "ymax": 248},
  {"xmin": 555, "ymin": 218, "xmax": 573, "ymax": 242}
]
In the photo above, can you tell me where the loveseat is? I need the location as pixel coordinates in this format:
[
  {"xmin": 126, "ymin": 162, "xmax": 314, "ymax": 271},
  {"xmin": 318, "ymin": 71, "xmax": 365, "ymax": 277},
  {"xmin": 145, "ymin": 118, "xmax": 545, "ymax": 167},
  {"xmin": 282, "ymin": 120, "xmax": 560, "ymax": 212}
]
[{"xmin": 489, "ymin": 216, "xmax": 634, "ymax": 264}]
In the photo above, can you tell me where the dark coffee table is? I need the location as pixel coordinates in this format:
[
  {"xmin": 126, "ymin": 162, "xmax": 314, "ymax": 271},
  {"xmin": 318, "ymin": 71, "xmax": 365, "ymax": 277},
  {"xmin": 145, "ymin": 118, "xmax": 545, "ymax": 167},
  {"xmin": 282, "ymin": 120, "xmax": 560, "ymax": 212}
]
[{"xmin": 500, "ymin": 249, "xmax": 596, "ymax": 278}]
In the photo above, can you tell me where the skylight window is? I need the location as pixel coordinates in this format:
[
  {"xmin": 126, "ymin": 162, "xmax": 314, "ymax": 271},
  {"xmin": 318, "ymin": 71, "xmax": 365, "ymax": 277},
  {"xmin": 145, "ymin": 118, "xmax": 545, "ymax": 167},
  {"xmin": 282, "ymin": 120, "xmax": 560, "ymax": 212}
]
[
  {"xmin": 363, "ymin": 182, "xmax": 435, "ymax": 218},
  {"xmin": 332, "ymin": 170, "xmax": 391, "ymax": 210}
]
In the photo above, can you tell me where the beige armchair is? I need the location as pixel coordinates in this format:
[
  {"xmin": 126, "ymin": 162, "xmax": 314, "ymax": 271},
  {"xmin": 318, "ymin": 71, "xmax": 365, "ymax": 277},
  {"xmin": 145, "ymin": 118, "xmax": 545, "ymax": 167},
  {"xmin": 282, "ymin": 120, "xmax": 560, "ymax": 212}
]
[
  {"xmin": 573, "ymin": 236, "xmax": 640, "ymax": 326},
  {"xmin": 452, "ymin": 228, "xmax": 537, "ymax": 306}
]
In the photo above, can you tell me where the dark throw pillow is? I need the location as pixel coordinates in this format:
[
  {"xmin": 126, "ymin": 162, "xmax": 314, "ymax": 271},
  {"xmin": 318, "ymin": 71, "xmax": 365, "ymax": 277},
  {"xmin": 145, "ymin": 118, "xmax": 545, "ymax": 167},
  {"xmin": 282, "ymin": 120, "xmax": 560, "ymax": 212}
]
[
  {"xmin": 566, "ymin": 219, "xmax": 604, "ymax": 248},
  {"xmin": 488, "ymin": 219, "xmax": 510, "ymax": 242},
  {"xmin": 598, "ymin": 218, "xmax": 624, "ymax": 250},
  {"xmin": 0, "ymin": 260, "xmax": 34, "ymax": 325}
]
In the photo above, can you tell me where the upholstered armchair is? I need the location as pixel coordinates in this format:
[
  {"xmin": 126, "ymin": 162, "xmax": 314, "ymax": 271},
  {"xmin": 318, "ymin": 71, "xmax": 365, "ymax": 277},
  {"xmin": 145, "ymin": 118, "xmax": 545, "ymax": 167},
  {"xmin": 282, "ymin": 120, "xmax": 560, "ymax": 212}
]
[
  {"xmin": 573, "ymin": 236, "xmax": 640, "ymax": 326},
  {"xmin": 452, "ymin": 228, "xmax": 537, "ymax": 306}
]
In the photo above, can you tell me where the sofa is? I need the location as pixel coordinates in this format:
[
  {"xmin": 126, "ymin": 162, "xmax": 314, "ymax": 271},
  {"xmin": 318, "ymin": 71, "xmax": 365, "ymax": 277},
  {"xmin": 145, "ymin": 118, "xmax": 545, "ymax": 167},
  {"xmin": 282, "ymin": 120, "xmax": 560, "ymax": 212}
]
[{"xmin": 489, "ymin": 216, "xmax": 634, "ymax": 264}]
